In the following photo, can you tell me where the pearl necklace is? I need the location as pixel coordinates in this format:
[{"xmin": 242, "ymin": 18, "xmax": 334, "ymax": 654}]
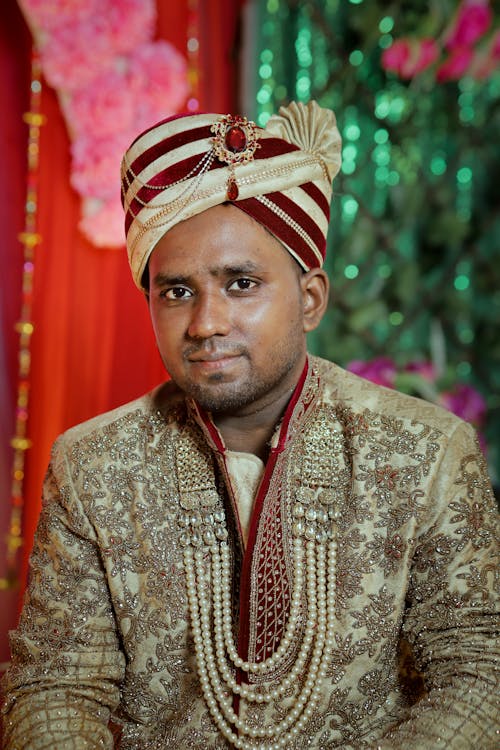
[{"xmin": 183, "ymin": 530, "xmax": 338, "ymax": 748}]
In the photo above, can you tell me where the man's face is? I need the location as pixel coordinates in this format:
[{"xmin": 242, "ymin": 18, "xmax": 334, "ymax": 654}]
[{"xmin": 147, "ymin": 204, "xmax": 310, "ymax": 416}]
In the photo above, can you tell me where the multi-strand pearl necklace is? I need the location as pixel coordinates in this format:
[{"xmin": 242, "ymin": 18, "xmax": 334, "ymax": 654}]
[{"xmin": 182, "ymin": 528, "xmax": 338, "ymax": 749}]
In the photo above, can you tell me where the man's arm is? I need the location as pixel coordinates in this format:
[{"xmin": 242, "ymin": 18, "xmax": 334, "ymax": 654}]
[
  {"xmin": 2, "ymin": 438, "xmax": 125, "ymax": 749},
  {"xmin": 370, "ymin": 421, "xmax": 499, "ymax": 749}
]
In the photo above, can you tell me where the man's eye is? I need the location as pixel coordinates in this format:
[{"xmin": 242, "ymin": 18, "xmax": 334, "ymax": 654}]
[
  {"xmin": 161, "ymin": 287, "xmax": 192, "ymax": 300},
  {"xmin": 228, "ymin": 278, "xmax": 257, "ymax": 292}
]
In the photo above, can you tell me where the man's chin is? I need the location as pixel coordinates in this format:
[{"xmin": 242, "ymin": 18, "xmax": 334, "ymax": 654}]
[{"xmin": 187, "ymin": 381, "xmax": 257, "ymax": 415}]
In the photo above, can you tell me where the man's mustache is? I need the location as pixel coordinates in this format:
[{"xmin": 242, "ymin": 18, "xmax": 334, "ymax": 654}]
[{"xmin": 184, "ymin": 342, "xmax": 247, "ymax": 361}]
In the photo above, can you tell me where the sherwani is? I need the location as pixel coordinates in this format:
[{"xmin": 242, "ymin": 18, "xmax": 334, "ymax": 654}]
[{"xmin": 3, "ymin": 357, "xmax": 499, "ymax": 749}]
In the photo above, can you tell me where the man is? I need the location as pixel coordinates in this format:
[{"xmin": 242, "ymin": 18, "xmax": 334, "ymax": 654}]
[{"xmin": 3, "ymin": 102, "xmax": 499, "ymax": 749}]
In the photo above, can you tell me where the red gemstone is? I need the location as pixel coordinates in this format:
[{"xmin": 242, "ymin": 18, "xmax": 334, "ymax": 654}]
[
  {"xmin": 227, "ymin": 178, "xmax": 239, "ymax": 201},
  {"xmin": 225, "ymin": 125, "xmax": 247, "ymax": 153}
]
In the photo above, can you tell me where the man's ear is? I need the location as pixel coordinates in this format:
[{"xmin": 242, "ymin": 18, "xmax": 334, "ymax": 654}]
[{"xmin": 300, "ymin": 268, "xmax": 329, "ymax": 333}]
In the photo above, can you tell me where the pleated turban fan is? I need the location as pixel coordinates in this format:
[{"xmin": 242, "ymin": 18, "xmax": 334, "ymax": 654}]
[{"xmin": 120, "ymin": 101, "xmax": 342, "ymax": 289}]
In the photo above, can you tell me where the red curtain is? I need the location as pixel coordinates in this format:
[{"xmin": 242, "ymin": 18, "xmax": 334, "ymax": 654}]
[{"xmin": 0, "ymin": 0, "xmax": 243, "ymax": 662}]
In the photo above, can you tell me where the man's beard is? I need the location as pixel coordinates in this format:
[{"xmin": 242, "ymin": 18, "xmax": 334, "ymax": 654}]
[
  {"xmin": 173, "ymin": 342, "xmax": 303, "ymax": 416},
  {"xmin": 183, "ymin": 368, "xmax": 293, "ymax": 415}
]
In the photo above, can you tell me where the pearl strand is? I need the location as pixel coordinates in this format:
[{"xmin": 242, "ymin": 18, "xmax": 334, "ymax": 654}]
[
  {"xmin": 218, "ymin": 538, "xmax": 305, "ymax": 675},
  {"xmin": 211, "ymin": 541, "xmax": 319, "ymax": 703},
  {"xmin": 183, "ymin": 534, "xmax": 338, "ymax": 748},
  {"xmin": 192, "ymin": 543, "xmax": 322, "ymax": 739}
]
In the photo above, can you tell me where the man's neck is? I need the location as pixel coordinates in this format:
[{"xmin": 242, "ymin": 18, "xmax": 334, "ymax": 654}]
[{"xmin": 213, "ymin": 386, "xmax": 296, "ymax": 462}]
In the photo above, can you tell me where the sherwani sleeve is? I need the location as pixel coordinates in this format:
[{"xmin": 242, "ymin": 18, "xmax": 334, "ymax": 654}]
[
  {"xmin": 370, "ymin": 421, "xmax": 499, "ymax": 749},
  {"xmin": 2, "ymin": 437, "xmax": 125, "ymax": 749}
]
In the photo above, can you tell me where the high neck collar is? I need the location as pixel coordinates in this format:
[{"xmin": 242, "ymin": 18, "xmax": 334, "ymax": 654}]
[{"xmin": 187, "ymin": 356, "xmax": 319, "ymax": 457}]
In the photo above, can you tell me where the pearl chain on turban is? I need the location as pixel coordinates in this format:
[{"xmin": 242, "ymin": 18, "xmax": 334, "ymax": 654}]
[{"xmin": 121, "ymin": 101, "xmax": 342, "ymax": 290}]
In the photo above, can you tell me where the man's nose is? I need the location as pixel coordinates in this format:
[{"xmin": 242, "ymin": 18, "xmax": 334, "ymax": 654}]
[{"xmin": 187, "ymin": 291, "xmax": 231, "ymax": 339}]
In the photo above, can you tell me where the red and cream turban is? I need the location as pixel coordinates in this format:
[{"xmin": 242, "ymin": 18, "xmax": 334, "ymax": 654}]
[{"xmin": 121, "ymin": 101, "xmax": 342, "ymax": 289}]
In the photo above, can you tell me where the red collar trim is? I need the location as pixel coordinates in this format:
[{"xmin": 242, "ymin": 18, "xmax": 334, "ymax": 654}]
[{"xmin": 187, "ymin": 398, "xmax": 225, "ymax": 452}]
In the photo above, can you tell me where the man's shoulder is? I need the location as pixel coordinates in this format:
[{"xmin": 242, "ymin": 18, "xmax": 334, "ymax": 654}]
[
  {"xmin": 54, "ymin": 380, "xmax": 186, "ymax": 454},
  {"xmin": 312, "ymin": 355, "xmax": 464, "ymax": 436}
]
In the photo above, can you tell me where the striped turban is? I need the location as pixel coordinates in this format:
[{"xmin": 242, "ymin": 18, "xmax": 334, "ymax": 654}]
[{"xmin": 121, "ymin": 101, "xmax": 342, "ymax": 289}]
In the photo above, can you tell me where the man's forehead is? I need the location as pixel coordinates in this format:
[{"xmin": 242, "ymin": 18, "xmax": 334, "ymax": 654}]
[
  {"xmin": 152, "ymin": 204, "xmax": 284, "ymax": 254},
  {"xmin": 148, "ymin": 209, "xmax": 299, "ymax": 283}
]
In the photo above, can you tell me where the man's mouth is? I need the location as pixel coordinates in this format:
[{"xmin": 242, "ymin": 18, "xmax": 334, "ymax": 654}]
[
  {"xmin": 187, "ymin": 352, "xmax": 237, "ymax": 362},
  {"xmin": 186, "ymin": 349, "xmax": 243, "ymax": 372}
]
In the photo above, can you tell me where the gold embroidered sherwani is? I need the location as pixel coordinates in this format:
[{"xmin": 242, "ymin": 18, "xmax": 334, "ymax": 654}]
[{"xmin": 3, "ymin": 357, "xmax": 499, "ymax": 749}]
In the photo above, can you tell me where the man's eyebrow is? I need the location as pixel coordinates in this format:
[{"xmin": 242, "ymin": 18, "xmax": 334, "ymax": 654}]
[
  {"xmin": 151, "ymin": 262, "xmax": 262, "ymax": 288},
  {"xmin": 151, "ymin": 272, "xmax": 191, "ymax": 288},
  {"xmin": 220, "ymin": 262, "xmax": 261, "ymax": 275}
]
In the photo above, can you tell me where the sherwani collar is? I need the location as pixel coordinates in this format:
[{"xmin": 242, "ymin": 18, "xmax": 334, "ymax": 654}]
[{"xmin": 185, "ymin": 356, "xmax": 320, "ymax": 457}]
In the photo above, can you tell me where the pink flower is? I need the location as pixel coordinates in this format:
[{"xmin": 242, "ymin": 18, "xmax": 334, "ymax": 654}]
[
  {"xmin": 19, "ymin": 0, "xmax": 189, "ymax": 251},
  {"xmin": 436, "ymin": 46, "xmax": 475, "ymax": 81},
  {"xmin": 381, "ymin": 39, "xmax": 412, "ymax": 75},
  {"xmin": 79, "ymin": 196, "xmax": 125, "ymax": 249},
  {"xmin": 382, "ymin": 37, "xmax": 440, "ymax": 78},
  {"xmin": 107, "ymin": 0, "xmax": 156, "ymax": 54},
  {"xmin": 412, "ymin": 39, "xmax": 441, "ymax": 74},
  {"xmin": 493, "ymin": 28, "xmax": 500, "ymax": 59},
  {"xmin": 63, "ymin": 68, "xmax": 134, "ymax": 140},
  {"xmin": 20, "ymin": 0, "xmax": 100, "ymax": 31},
  {"xmin": 40, "ymin": 18, "xmax": 122, "ymax": 90},
  {"xmin": 71, "ymin": 132, "xmax": 133, "ymax": 200},
  {"xmin": 468, "ymin": 29, "xmax": 500, "ymax": 78},
  {"xmin": 404, "ymin": 361, "xmax": 437, "ymax": 381},
  {"xmin": 127, "ymin": 41, "xmax": 189, "ymax": 132},
  {"xmin": 347, "ymin": 357, "xmax": 397, "ymax": 388},
  {"xmin": 440, "ymin": 384, "xmax": 487, "ymax": 426},
  {"xmin": 38, "ymin": 1, "xmax": 155, "ymax": 91},
  {"xmin": 445, "ymin": 0, "xmax": 493, "ymax": 50}
]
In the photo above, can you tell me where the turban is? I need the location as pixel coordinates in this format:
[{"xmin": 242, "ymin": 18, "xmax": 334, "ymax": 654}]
[{"xmin": 121, "ymin": 101, "xmax": 342, "ymax": 289}]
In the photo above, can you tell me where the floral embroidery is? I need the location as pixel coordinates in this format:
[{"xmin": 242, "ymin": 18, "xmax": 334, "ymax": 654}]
[{"xmin": 2, "ymin": 358, "xmax": 498, "ymax": 749}]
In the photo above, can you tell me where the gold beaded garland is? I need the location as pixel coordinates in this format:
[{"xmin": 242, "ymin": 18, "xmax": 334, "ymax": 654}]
[{"xmin": 1, "ymin": 49, "xmax": 45, "ymax": 591}]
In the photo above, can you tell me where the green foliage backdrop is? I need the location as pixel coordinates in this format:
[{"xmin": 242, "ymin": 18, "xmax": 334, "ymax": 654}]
[{"xmin": 245, "ymin": 0, "xmax": 500, "ymax": 482}]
